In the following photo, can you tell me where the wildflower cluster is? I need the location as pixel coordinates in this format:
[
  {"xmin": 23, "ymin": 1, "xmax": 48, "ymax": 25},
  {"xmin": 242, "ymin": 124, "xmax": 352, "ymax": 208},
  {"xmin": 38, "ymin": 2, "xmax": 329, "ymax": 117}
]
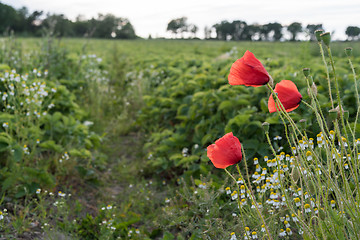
[{"xmin": 207, "ymin": 32, "xmax": 360, "ymax": 239}]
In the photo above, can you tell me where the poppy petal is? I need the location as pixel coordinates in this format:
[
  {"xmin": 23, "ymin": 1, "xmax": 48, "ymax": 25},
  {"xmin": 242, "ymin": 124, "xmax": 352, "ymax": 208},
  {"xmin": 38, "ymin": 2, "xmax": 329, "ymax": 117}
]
[
  {"xmin": 228, "ymin": 51, "xmax": 270, "ymax": 87},
  {"xmin": 207, "ymin": 132, "xmax": 243, "ymax": 169},
  {"xmin": 268, "ymin": 80, "xmax": 302, "ymax": 113}
]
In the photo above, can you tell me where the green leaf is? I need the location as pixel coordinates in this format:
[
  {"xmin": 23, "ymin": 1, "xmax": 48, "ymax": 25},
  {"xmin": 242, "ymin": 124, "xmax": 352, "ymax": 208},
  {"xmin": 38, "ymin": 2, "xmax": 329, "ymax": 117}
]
[
  {"xmin": 225, "ymin": 114, "xmax": 251, "ymax": 133},
  {"xmin": 12, "ymin": 144, "xmax": 23, "ymax": 162},
  {"xmin": 39, "ymin": 140, "xmax": 63, "ymax": 153},
  {"xmin": 162, "ymin": 231, "xmax": 175, "ymax": 240},
  {"xmin": 201, "ymin": 134, "xmax": 213, "ymax": 146},
  {"xmin": 69, "ymin": 148, "xmax": 92, "ymax": 159},
  {"xmin": 0, "ymin": 132, "xmax": 12, "ymax": 152}
]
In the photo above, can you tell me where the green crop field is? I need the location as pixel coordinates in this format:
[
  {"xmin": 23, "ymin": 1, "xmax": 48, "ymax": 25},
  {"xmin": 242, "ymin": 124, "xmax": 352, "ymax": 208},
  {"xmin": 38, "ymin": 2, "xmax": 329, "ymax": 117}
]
[{"xmin": 1, "ymin": 36, "xmax": 360, "ymax": 239}]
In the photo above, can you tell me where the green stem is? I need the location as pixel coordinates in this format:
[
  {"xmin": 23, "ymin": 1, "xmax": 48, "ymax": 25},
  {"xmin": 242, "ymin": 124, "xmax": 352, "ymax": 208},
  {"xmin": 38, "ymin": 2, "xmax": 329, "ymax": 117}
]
[
  {"xmin": 224, "ymin": 168, "xmax": 247, "ymax": 231},
  {"xmin": 227, "ymin": 166, "xmax": 273, "ymax": 240},
  {"xmin": 318, "ymin": 42, "xmax": 334, "ymax": 108},
  {"xmin": 326, "ymin": 46, "xmax": 349, "ymax": 142}
]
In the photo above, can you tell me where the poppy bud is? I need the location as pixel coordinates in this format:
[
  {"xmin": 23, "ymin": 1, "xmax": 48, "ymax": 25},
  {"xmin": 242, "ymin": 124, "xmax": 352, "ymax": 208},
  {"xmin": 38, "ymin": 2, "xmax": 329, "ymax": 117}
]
[
  {"xmin": 302, "ymin": 68, "xmax": 310, "ymax": 78},
  {"xmin": 291, "ymin": 166, "xmax": 300, "ymax": 183},
  {"xmin": 307, "ymin": 82, "xmax": 317, "ymax": 97},
  {"xmin": 329, "ymin": 109, "xmax": 338, "ymax": 121},
  {"xmin": 315, "ymin": 30, "xmax": 324, "ymax": 42},
  {"xmin": 268, "ymin": 75, "xmax": 274, "ymax": 88},
  {"xmin": 320, "ymin": 32, "xmax": 331, "ymax": 47},
  {"xmin": 329, "ymin": 105, "xmax": 345, "ymax": 121},
  {"xmin": 345, "ymin": 47, "xmax": 353, "ymax": 57},
  {"xmin": 262, "ymin": 122, "xmax": 270, "ymax": 133},
  {"xmin": 299, "ymin": 119, "xmax": 306, "ymax": 130}
]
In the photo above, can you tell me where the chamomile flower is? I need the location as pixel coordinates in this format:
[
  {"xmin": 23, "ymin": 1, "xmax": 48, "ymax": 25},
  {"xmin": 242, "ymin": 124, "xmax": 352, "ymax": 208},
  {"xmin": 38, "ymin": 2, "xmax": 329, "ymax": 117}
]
[
  {"xmin": 231, "ymin": 191, "xmax": 238, "ymax": 201},
  {"xmin": 304, "ymin": 192, "xmax": 309, "ymax": 199},
  {"xmin": 58, "ymin": 191, "xmax": 66, "ymax": 197},
  {"xmin": 240, "ymin": 185, "xmax": 246, "ymax": 194},
  {"xmin": 306, "ymin": 151, "xmax": 312, "ymax": 161},
  {"xmin": 329, "ymin": 130, "xmax": 335, "ymax": 140},
  {"xmin": 292, "ymin": 213, "xmax": 298, "ymax": 222},
  {"xmin": 274, "ymin": 136, "xmax": 282, "ymax": 141}
]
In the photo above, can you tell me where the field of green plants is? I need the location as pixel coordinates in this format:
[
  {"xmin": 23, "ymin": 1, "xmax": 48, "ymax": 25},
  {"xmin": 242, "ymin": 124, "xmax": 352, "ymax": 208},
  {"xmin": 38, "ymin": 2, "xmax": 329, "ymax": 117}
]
[{"xmin": 0, "ymin": 35, "xmax": 360, "ymax": 239}]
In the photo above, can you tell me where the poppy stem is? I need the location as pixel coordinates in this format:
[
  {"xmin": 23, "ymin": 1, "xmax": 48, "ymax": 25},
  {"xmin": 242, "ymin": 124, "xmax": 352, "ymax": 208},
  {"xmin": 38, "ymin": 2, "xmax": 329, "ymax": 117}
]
[
  {"xmin": 233, "ymin": 165, "xmax": 273, "ymax": 240},
  {"xmin": 317, "ymin": 41, "xmax": 334, "ymax": 108},
  {"xmin": 224, "ymin": 168, "xmax": 248, "ymax": 232},
  {"xmin": 347, "ymin": 55, "xmax": 360, "ymax": 137},
  {"xmin": 326, "ymin": 46, "xmax": 349, "ymax": 143}
]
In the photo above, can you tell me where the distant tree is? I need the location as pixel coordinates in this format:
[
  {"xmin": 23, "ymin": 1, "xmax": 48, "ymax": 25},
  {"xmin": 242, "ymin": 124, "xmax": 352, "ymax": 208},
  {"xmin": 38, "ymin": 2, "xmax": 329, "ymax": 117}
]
[
  {"xmin": 189, "ymin": 24, "xmax": 198, "ymax": 38},
  {"xmin": 115, "ymin": 19, "xmax": 136, "ymax": 39},
  {"xmin": 306, "ymin": 24, "xmax": 323, "ymax": 41},
  {"xmin": 287, "ymin": 22, "xmax": 302, "ymax": 41},
  {"xmin": 243, "ymin": 24, "xmax": 261, "ymax": 41},
  {"xmin": 0, "ymin": 3, "xmax": 19, "ymax": 33},
  {"xmin": 15, "ymin": 7, "xmax": 28, "ymax": 32},
  {"xmin": 345, "ymin": 26, "xmax": 360, "ymax": 41},
  {"xmin": 267, "ymin": 22, "xmax": 282, "ymax": 41},
  {"xmin": 213, "ymin": 20, "xmax": 233, "ymax": 40},
  {"xmin": 204, "ymin": 26, "xmax": 212, "ymax": 39},
  {"xmin": 42, "ymin": 14, "xmax": 74, "ymax": 37},
  {"xmin": 231, "ymin": 20, "xmax": 247, "ymax": 40},
  {"xmin": 89, "ymin": 14, "xmax": 136, "ymax": 39},
  {"xmin": 166, "ymin": 17, "xmax": 188, "ymax": 38},
  {"xmin": 26, "ymin": 10, "xmax": 43, "ymax": 36},
  {"xmin": 260, "ymin": 23, "xmax": 271, "ymax": 41}
]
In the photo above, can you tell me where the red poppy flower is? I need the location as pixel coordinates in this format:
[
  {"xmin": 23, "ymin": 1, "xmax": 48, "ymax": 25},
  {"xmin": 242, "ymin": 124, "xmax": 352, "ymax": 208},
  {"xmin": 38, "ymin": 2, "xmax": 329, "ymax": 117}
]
[
  {"xmin": 228, "ymin": 50, "xmax": 270, "ymax": 87},
  {"xmin": 207, "ymin": 132, "xmax": 242, "ymax": 169},
  {"xmin": 268, "ymin": 80, "xmax": 302, "ymax": 113}
]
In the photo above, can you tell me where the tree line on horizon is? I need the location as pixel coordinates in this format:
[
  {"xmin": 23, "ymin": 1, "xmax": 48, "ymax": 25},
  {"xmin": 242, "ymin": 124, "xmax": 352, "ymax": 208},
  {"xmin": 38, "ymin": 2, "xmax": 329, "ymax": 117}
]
[
  {"xmin": 167, "ymin": 17, "xmax": 360, "ymax": 41},
  {"xmin": 0, "ymin": 2, "xmax": 137, "ymax": 39},
  {"xmin": 1, "ymin": 2, "xmax": 360, "ymax": 41}
]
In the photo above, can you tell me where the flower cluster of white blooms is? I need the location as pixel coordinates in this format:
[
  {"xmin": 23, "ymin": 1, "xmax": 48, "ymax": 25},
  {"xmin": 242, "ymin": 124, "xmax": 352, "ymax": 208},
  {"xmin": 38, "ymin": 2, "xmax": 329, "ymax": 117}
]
[
  {"xmin": 128, "ymin": 229, "xmax": 140, "ymax": 237},
  {"xmin": 101, "ymin": 205, "xmax": 114, "ymax": 210},
  {"xmin": 100, "ymin": 219, "xmax": 116, "ymax": 231},
  {"xmin": 0, "ymin": 209, "xmax": 7, "ymax": 220},
  {"xmin": 59, "ymin": 152, "xmax": 70, "ymax": 163},
  {"xmin": 224, "ymin": 131, "xmax": 353, "ymax": 238},
  {"xmin": 0, "ymin": 69, "xmax": 56, "ymax": 123},
  {"xmin": 81, "ymin": 54, "xmax": 109, "ymax": 84}
]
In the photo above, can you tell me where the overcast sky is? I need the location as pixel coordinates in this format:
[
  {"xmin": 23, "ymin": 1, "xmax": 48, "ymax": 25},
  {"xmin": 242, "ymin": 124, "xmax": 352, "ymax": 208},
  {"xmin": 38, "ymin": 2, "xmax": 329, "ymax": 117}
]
[{"xmin": 2, "ymin": 0, "xmax": 360, "ymax": 39}]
